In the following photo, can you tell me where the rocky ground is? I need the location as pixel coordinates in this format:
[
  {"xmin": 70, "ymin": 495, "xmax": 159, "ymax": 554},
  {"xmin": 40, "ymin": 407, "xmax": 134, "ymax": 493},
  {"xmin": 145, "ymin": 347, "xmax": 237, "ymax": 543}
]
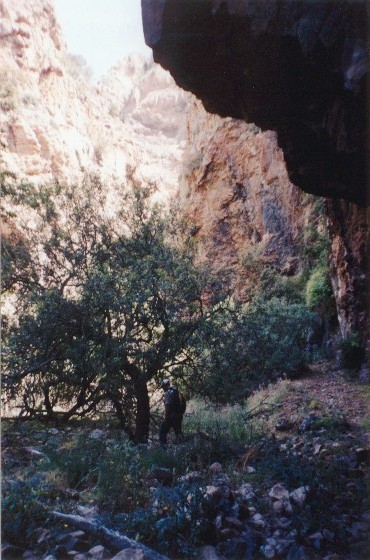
[{"xmin": 2, "ymin": 361, "xmax": 370, "ymax": 560}]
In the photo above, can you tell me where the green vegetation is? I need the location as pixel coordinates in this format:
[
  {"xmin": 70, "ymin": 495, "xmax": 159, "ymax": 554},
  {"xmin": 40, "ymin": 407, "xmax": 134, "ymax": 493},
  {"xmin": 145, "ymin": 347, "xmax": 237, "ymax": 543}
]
[{"xmin": 2, "ymin": 175, "xmax": 317, "ymax": 442}]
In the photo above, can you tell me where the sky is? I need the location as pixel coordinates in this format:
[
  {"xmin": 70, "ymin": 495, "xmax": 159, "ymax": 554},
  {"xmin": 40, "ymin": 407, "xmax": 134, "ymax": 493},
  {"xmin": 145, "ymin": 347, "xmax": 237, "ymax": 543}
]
[{"xmin": 53, "ymin": 0, "xmax": 151, "ymax": 80}]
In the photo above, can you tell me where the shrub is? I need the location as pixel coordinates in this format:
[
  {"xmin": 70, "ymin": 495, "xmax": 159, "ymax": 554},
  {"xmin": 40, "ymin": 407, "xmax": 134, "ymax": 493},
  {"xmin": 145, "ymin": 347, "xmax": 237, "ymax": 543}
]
[
  {"xmin": 192, "ymin": 298, "xmax": 313, "ymax": 403},
  {"xmin": 2, "ymin": 479, "xmax": 47, "ymax": 547},
  {"xmin": 95, "ymin": 442, "xmax": 150, "ymax": 512},
  {"xmin": 43, "ymin": 436, "xmax": 106, "ymax": 489},
  {"xmin": 306, "ymin": 267, "xmax": 334, "ymax": 314}
]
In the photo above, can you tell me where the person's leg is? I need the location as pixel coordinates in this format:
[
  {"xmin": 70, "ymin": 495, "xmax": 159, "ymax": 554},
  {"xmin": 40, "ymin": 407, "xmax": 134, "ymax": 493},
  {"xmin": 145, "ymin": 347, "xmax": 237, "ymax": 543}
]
[
  {"xmin": 159, "ymin": 418, "xmax": 172, "ymax": 444},
  {"xmin": 173, "ymin": 415, "xmax": 184, "ymax": 442}
]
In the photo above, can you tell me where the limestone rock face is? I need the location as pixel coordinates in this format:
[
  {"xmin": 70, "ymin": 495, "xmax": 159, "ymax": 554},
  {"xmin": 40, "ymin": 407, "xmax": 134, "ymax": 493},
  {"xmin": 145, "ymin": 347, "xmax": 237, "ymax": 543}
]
[
  {"xmin": 181, "ymin": 100, "xmax": 308, "ymax": 295},
  {"xmin": 0, "ymin": 0, "xmax": 189, "ymax": 202}
]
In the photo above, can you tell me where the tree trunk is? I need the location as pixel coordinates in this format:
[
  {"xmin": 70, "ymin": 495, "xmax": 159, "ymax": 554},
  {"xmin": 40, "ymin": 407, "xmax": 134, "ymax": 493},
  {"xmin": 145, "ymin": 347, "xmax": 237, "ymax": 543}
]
[
  {"xmin": 133, "ymin": 377, "xmax": 150, "ymax": 443},
  {"xmin": 51, "ymin": 512, "xmax": 170, "ymax": 560}
]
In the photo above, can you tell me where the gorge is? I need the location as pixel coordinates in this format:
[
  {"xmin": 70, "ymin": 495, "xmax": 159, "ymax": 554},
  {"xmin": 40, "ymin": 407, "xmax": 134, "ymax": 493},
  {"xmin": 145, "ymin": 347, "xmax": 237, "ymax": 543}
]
[{"xmin": 142, "ymin": 0, "xmax": 369, "ymax": 348}]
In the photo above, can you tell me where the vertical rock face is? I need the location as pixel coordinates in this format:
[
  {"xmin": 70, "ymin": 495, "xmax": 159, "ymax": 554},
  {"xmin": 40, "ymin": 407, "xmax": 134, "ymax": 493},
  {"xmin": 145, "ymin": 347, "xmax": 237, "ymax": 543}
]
[
  {"xmin": 327, "ymin": 199, "xmax": 368, "ymax": 337},
  {"xmin": 0, "ymin": 0, "xmax": 190, "ymax": 201},
  {"xmin": 181, "ymin": 100, "xmax": 309, "ymax": 296}
]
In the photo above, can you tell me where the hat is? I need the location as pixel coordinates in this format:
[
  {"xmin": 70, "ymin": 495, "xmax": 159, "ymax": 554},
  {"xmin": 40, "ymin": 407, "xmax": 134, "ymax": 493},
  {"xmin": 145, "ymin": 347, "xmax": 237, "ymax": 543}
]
[{"xmin": 160, "ymin": 378, "xmax": 170, "ymax": 389}]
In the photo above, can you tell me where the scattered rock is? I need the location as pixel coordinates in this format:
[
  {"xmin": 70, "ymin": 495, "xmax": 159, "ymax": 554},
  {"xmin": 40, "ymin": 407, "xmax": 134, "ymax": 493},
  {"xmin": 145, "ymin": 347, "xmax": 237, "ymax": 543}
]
[
  {"xmin": 308, "ymin": 531, "xmax": 323, "ymax": 549},
  {"xmin": 268, "ymin": 484, "xmax": 290, "ymax": 501},
  {"xmin": 261, "ymin": 544, "xmax": 275, "ymax": 559},
  {"xmin": 208, "ymin": 462, "xmax": 223, "ymax": 474},
  {"xmin": 275, "ymin": 418, "xmax": 292, "ymax": 431},
  {"xmin": 275, "ymin": 517, "xmax": 292, "ymax": 529},
  {"xmin": 290, "ymin": 486, "xmax": 308, "ymax": 507},
  {"xmin": 250, "ymin": 513, "xmax": 265, "ymax": 528},
  {"xmin": 110, "ymin": 550, "xmax": 147, "ymax": 560},
  {"xmin": 89, "ymin": 429, "xmax": 105, "ymax": 440},
  {"xmin": 286, "ymin": 544, "xmax": 310, "ymax": 560},
  {"xmin": 178, "ymin": 471, "xmax": 202, "ymax": 483},
  {"xmin": 272, "ymin": 500, "xmax": 284, "ymax": 514},
  {"xmin": 223, "ymin": 517, "xmax": 244, "ymax": 531},
  {"xmin": 299, "ymin": 414, "xmax": 318, "ymax": 432},
  {"xmin": 238, "ymin": 483, "xmax": 254, "ymax": 501},
  {"xmin": 87, "ymin": 545, "xmax": 110, "ymax": 559},
  {"xmin": 200, "ymin": 545, "xmax": 221, "ymax": 560},
  {"xmin": 48, "ymin": 428, "xmax": 60, "ymax": 435},
  {"xmin": 22, "ymin": 552, "xmax": 37, "ymax": 560}
]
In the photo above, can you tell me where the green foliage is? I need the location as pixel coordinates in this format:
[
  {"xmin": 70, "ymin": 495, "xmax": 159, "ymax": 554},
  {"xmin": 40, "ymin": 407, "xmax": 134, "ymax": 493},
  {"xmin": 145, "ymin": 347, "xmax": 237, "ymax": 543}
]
[
  {"xmin": 192, "ymin": 298, "xmax": 313, "ymax": 403},
  {"xmin": 3, "ymin": 177, "xmax": 223, "ymax": 441},
  {"xmin": 43, "ymin": 436, "xmax": 106, "ymax": 488},
  {"xmin": 2, "ymin": 478, "xmax": 47, "ymax": 547},
  {"xmin": 306, "ymin": 267, "xmax": 334, "ymax": 314},
  {"xmin": 340, "ymin": 331, "xmax": 365, "ymax": 369},
  {"xmin": 301, "ymin": 196, "xmax": 330, "ymax": 269},
  {"xmin": 184, "ymin": 400, "xmax": 263, "ymax": 461}
]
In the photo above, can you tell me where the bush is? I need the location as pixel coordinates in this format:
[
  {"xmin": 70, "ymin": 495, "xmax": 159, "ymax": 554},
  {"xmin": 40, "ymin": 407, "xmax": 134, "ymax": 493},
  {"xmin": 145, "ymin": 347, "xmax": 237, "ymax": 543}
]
[
  {"xmin": 193, "ymin": 298, "xmax": 313, "ymax": 403},
  {"xmin": 306, "ymin": 267, "xmax": 334, "ymax": 314},
  {"xmin": 2, "ymin": 479, "xmax": 47, "ymax": 547},
  {"xmin": 43, "ymin": 436, "xmax": 106, "ymax": 489}
]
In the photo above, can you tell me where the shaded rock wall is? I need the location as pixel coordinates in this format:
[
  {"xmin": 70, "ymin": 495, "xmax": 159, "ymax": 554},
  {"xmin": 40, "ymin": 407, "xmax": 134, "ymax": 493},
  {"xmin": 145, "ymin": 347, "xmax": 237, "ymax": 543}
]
[{"xmin": 142, "ymin": 0, "xmax": 369, "ymax": 204}]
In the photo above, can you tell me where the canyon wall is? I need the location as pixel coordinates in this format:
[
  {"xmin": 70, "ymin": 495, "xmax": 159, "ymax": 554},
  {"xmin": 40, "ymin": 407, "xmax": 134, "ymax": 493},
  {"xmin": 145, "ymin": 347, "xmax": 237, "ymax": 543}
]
[
  {"xmin": 181, "ymin": 99, "xmax": 308, "ymax": 297},
  {"xmin": 142, "ymin": 0, "xmax": 369, "ymax": 341},
  {"xmin": 0, "ymin": 0, "xmax": 189, "ymax": 202}
]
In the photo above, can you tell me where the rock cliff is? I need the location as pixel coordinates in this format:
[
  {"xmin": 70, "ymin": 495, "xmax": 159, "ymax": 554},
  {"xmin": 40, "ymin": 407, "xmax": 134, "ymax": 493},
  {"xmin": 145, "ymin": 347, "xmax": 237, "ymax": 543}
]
[
  {"xmin": 181, "ymin": 100, "xmax": 307, "ymax": 296},
  {"xmin": 0, "ymin": 0, "xmax": 189, "ymax": 202}
]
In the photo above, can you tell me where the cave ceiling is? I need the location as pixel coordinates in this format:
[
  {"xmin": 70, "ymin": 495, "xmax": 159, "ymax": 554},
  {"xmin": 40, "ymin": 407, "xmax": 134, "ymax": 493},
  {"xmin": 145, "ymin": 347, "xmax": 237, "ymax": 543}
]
[{"xmin": 142, "ymin": 0, "xmax": 369, "ymax": 204}]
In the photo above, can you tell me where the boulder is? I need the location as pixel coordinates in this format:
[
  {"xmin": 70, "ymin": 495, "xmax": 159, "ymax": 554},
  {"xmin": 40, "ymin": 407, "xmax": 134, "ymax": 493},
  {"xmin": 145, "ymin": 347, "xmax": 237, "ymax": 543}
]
[
  {"xmin": 290, "ymin": 486, "xmax": 309, "ymax": 507},
  {"xmin": 275, "ymin": 418, "xmax": 292, "ymax": 432},
  {"xmin": 111, "ymin": 550, "xmax": 147, "ymax": 560},
  {"xmin": 87, "ymin": 545, "xmax": 110, "ymax": 559},
  {"xmin": 208, "ymin": 462, "xmax": 223, "ymax": 474},
  {"xmin": 268, "ymin": 484, "xmax": 290, "ymax": 501},
  {"xmin": 89, "ymin": 429, "xmax": 105, "ymax": 440},
  {"xmin": 200, "ymin": 546, "xmax": 221, "ymax": 560}
]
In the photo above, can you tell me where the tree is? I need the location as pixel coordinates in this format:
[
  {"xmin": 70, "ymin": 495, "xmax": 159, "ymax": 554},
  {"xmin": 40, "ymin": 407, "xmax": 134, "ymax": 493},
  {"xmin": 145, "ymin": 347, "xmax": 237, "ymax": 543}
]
[{"xmin": 2, "ymin": 176, "xmax": 223, "ymax": 442}]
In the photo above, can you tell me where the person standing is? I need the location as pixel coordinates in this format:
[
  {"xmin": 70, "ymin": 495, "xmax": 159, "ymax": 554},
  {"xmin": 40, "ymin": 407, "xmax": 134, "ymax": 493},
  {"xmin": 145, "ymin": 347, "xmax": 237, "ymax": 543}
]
[{"xmin": 159, "ymin": 378, "xmax": 186, "ymax": 445}]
